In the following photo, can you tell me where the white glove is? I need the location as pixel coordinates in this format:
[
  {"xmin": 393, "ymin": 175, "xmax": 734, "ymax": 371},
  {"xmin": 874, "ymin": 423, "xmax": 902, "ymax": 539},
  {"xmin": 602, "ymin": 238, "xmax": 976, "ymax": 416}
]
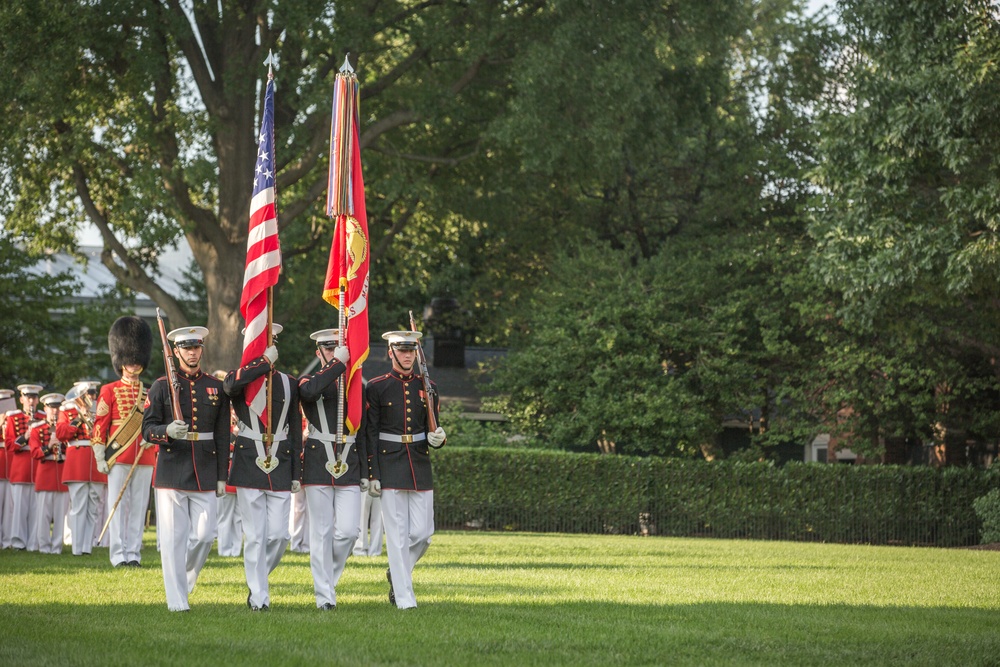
[
  {"xmin": 427, "ymin": 427, "xmax": 446, "ymax": 448},
  {"xmin": 333, "ymin": 346, "xmax": 350, "ymax": 365},
  {"xmin": 290, "ymin": 480, "xmax": 301, "ymax": 494},
  {"xmin": 263, "ymin": 345, "xmax": 279, "ymax": 365},
  {"xmin": 216, "ymin": 481, "xmax": 227, "ymax": 498},
  {"xmin": 166, "ymin": 420, "xmax": 188, "ymax": 440},
  {"xmin": 140, "ymin": 439, "xmax": 155, "ymax": 450},
  {"xmin": 93, "ymin": 444, "xmax": 110, "ymax": 474},
  {"xmin": 359, "ymin": 478, "xmax": 370, "ymax": 493},
  {"xmin": 368, "ymin": 479, "xmax": 381, "ymax": 497}
]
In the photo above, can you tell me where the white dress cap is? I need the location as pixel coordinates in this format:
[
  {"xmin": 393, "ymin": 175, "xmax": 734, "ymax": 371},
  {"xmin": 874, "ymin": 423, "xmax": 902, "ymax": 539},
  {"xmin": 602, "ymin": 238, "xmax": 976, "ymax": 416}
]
[
  {"xmin": 168, "ymin": 326, "xmax": 210, "ymax": 348},
  {"xmin": 381, "ymin": 330, "xmax": 422, "ymax": 349},
  {"xmin": 309, "ymin": 328, "xmax": 342, "ymax": 346}
]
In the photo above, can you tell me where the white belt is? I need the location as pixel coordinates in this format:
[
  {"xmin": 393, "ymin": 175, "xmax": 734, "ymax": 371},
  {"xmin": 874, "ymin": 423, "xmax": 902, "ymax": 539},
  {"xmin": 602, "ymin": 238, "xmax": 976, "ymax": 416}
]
[
  {"xmin": 309, "ymin": 431, "xmax": 356, "ymax": 444},
  {"xmin": 182, "ymin": 432, "xmax": 215, "ymax": 441},
  {"xmin": 68, "ymin": 440, "xmax": 91, "ymax": 448},
  {"xmin": 237, "ymin": 428, "xmax": 288, "ymax": 442},
  {"xmin": 379, "ymin": 432, "xmax": 425, "ymax": 443}
]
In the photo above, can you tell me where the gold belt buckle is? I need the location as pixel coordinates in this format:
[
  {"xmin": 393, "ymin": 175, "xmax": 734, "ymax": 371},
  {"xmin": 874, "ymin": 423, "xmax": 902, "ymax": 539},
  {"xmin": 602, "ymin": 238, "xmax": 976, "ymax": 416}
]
[
  {"xmin": 185, "ymin": 432, "xmax": 198, "ymax": 441},
  {"xmin": 400, "ymin": 434, "xmax": 413, "ymax": 444}
]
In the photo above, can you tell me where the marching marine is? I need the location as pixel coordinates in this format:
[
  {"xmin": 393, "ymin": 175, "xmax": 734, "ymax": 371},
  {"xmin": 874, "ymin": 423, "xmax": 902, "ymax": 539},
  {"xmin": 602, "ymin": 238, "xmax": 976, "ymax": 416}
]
[
  {"xmin": 364, "ymin": 330, "xmax": 446, "ymax": 609},
  {"xmin": 224, "ymin": 324, "xmax": 302, "ymax": 612},
  {"xmin": 4, "ymin": 384, "xmax": 44, "ymax": 551},
  {"xmin": 29, "ymin": 393, "xmax": 68, "ymax": 554},
  {"xmin": 298, "ymin": 328, "xmax": 362, "ymax": 610},
  {"xmin": 58, "ymin": 383, "xmax": 107, "ymax": 556},
  {"xmin": 143, "ymin": 325, "xmax": 231, "ymax": 612},
  {"xmin": 93, "ymin": 316, "xmax": 155, "ymax": 568}
]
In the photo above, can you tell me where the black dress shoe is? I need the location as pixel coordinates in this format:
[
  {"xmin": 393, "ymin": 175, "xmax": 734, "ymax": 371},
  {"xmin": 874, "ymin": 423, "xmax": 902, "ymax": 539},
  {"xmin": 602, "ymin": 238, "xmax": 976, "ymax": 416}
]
[
  {"xmin": 114, "ymin": 562, "xmax": 126, "ymax": 568},
  {"xmin": 387, "ymin": 568, "xmax": 395, "ymax": 605},
  {"xmin": 321, "ymin": 603, "xmax": 336, "ymax": 610},
  {"xmin": 127, "ymin": 561, "xmax": 141, "ymax": 568}
]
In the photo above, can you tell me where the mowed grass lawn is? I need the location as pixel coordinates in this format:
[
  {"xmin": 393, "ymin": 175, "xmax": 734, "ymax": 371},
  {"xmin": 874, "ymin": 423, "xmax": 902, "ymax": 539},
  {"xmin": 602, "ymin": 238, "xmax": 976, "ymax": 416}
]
[{"xmin": 1, "ymin": 531, "xmax": 997, "ymax": 666}]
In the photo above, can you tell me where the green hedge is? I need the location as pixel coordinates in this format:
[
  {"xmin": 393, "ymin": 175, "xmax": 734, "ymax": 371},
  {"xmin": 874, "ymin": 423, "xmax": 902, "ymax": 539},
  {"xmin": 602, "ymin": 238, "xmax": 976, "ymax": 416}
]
[{"xmin": 433, "ymin": 448, "xmax": 1000, "ymax": 546}]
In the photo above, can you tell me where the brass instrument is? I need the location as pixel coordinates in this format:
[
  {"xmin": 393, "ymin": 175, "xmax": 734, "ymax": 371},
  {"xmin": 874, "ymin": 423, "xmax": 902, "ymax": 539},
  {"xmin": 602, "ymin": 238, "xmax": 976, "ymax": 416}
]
[
  {"xmin": 47, "ymin": 419, "xmax": 64, "ymax": 461},
  {"xmin": 65, "ymin": 385, "xmax": 96, "ymax": 430}
]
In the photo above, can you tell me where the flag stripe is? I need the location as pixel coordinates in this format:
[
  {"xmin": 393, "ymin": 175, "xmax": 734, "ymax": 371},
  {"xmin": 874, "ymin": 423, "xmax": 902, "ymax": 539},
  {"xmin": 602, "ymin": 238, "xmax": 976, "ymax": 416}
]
[{"xmin": 240, "ymin": 74, "xmax": 281, "ymax": 421}]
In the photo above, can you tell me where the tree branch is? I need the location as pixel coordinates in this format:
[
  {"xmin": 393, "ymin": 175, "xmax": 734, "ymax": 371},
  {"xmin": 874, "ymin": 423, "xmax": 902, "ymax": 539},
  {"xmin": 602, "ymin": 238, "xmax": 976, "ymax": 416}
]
[
  {"xmin": 160, "ymin": 0, "xmax": 222, "ymax": 113},
  {"xmin": 72, "ymin": 165, "xmax": 188, "ymax": 326}
]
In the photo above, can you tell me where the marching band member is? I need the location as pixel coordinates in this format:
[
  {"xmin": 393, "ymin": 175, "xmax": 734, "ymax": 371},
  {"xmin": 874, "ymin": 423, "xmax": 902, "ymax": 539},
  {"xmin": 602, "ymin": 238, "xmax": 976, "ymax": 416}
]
[
  {"xmin": 0, "ymin": 387, "xmax": 16, "ymax": 549},
  {"xmin": 365, "ymin": 330, "xmax": 445, "ymax": 609},
  {"xmin": 224, "ymin": 323, "xmax": 301, "ymax": 612},
  {"xmin": 298, "ymin": 328, "xmax": 362, "ymax": 610},
  {"xmin": 29, "ymin": 393, "xmax": 68, "ymax": 554},
  {"xmin": 58, "ymin": 384, "xmax": 107, "ymax": 556},
  {"xmin": 143, "ymin": 325, "xmax": 231, "ymax": 612},
  {"xmin": 5, "ymin": 384, "xmax": 44, "ymax": 550},
  {"xmin": 93, "ymin": 316, "xmax": 154, "ymax": 568}
]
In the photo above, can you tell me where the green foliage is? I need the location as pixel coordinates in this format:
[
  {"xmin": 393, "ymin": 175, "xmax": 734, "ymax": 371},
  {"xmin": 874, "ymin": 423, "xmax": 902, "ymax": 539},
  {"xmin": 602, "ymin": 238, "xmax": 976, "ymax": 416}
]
[
  {"xmin": 434, "ymin": 447, "xmax": 998, "ymax": 546},
  {"xmin": 809, "ymin": 0, "xmax": 1000, "ymax": 444},
  {"xmin": 0, "ymin": 233, "xmax": 121, "ymax": 389},
  {"xmin": 481, "ymin": 4, "xmax": 847, "ymax": 454},
  {"xmin": 972, "ymin": 488, "xmax": 1000, "ymax": 544},
  {"xmin": 435, "ymin": 403, "xmax": 536, "ymax": 450}
]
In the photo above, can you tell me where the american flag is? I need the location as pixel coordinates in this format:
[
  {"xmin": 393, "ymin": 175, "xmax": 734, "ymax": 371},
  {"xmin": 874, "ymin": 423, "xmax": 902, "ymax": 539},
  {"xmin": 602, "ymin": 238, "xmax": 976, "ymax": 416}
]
[{"xmin": 240, "ymin": 74, "xmax": 281, "ymax": 419}]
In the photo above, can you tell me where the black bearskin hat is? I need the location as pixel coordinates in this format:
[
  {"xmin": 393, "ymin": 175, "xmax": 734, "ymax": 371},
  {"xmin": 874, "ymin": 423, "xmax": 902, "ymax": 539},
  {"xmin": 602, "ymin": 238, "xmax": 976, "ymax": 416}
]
[{"xmin": 108, "ymin": 316, "xmax": 153, "ymax": 373}]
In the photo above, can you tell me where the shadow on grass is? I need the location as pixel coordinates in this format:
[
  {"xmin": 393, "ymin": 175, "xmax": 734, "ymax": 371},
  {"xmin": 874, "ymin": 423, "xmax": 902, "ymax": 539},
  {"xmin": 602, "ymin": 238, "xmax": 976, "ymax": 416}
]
[{"xmin": 1, "ymin": 598, "xmax": 998, "ymax": 666}]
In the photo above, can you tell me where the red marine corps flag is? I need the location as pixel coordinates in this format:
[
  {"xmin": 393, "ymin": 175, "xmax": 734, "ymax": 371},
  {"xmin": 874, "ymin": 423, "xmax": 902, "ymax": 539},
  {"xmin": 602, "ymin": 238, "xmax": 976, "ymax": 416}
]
[
  {"xmin": 240, "ymin": 56, "xmax": 281, "ymax": 420},
  {"xmin": 322, "ymin": 56, "xmax": 369, "ymax": 435}
]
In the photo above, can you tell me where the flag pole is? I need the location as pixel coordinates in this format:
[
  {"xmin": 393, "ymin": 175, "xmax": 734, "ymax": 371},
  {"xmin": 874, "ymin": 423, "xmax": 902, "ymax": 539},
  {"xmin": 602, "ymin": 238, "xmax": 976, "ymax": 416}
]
[
  {"xmin": 332, "ymin": 54, "xmax": 355, "ymax": 477},
  {"xmin": 263, "ymin": 53, "xmax": 276, "ymax": 467}
]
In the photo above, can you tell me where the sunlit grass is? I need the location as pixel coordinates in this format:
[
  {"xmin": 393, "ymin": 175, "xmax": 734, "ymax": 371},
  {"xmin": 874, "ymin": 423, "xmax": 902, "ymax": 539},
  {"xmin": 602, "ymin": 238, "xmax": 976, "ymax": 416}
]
[{"xmin": 1, "ymin": 531, "xmax": 997, "ymax": 666}]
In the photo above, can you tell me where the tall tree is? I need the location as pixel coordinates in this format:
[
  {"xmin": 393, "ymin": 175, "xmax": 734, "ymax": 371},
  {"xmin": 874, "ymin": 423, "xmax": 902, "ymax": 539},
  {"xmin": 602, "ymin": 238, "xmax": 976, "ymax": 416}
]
[
  {"xmin": 810, "ymin": 0, "xmax": 1000, "ymax": 458},
  {"xmin": 486, "ymin": 1, "xmax": 838, "ymax": 455},
  {"xmin": 0, "ymin": 0, "xmax": 543, "ymax": 370}
]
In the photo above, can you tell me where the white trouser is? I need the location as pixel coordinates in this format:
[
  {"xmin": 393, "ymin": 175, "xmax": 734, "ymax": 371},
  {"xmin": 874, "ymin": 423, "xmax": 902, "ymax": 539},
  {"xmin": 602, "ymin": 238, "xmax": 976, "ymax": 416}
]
[
  {"xmin": 34, "ymin": 491, "xmax": 69, "ymax": 554},
  {"xmin": 66, "ymin": 482, "xmax": 103, "ymax": 555},
  {"xmin": 155, "ymin": 488, "xmax": 216, "ymax": 612},
  {"xmin": 305, "ymin": 485, "xmax": 362, "ymax": 607},
  {"xmin": 237, "ymin": 488, "xmax": 290, "ymax": 609},
  {"xmin": 289, "ymin": 487, "xmax": 309, "ymax": 553},
  {"xmin": 0, "ymin": 479, "xmax": 10, "ymax": 549},
  {"xmin": 95, "ymin": 485, "xmax": 108, "ymax": 548},
  {"xmin": 26, "ymin": 483, "xmax": 39, "ymax": 551},
  {"xmin": 354, "ymin": 491, "xmax": 383, "ymax": 556},
  {"xmin": 216, "ymin": 492, "xmax": 242, "ymax": 557},
  {"xmin": 107, "ymin": 464, "xmax": 153, "ymax": 565},
  {"xmin": 380, "ymin": 489, "xmax": 434, "ymax": 610},
  {"xmin": 10, "ymin": 482, "xmax": 35, "ymax": 550}
]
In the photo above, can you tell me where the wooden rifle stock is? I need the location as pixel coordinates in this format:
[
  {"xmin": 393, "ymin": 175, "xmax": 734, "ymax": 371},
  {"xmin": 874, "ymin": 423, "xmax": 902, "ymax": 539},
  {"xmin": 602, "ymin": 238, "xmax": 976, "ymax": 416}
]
[
  {"xmin": 408, "ymin": 310, "xmax": 439, "ymax": 438},
  {"xmin": 155, "ymin": 308, "xmax": 184, "ymax": 422}
]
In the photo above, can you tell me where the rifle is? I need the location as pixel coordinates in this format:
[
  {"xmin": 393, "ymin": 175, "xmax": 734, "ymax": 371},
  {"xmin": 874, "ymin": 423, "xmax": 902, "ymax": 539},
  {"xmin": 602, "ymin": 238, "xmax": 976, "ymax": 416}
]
[
  {"xmin": 408, "ymin": 310, "xmax": 441, "ymax": 446},
  {"xmin": 155, "ymin": 308, "xmax": 183, "ymax": 422}
]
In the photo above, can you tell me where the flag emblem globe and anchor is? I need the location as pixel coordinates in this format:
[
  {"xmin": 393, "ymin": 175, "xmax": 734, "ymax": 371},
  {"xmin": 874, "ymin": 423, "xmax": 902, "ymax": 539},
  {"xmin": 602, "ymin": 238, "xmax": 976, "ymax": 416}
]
[{"xmin": 321, "ymin": 55, "xmax": 370, "ymax": 479}]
